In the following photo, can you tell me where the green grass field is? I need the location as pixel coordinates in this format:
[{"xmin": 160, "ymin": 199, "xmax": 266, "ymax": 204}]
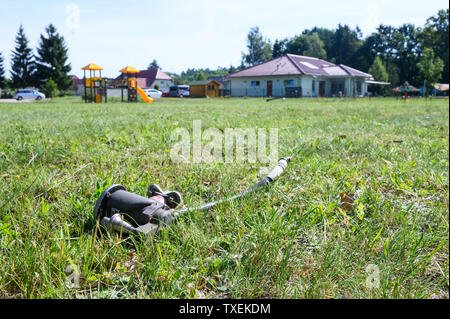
[{"xmin": 0, "ymin": 96, "xmax": 448, "ymax": 298}]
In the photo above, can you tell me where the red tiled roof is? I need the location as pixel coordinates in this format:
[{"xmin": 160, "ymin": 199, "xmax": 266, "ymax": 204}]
[
  {"xmin": 229, "ymin": 54, "xmax": 372, "ymax": 79},
  {"xmin": 71, "ymin": 75, "xmax": 83, "ymax": 85},
  {"xmin": 137, "ymin": 68, "xmax": 172, "ymax": 81},
  {"xmin": 338, "ymin": 64, "xmax": 372, "ymax": 78},
  {"xmin": 137, "ymin": 78, "xmax": 147, "ymax": 88},
  {"xmin": 230, "ymin": 55, "xmax": 301, "ymax": 77},
  {"xmin": 114, "ymin": 68, "xmax": 172, "ymax": 86}
]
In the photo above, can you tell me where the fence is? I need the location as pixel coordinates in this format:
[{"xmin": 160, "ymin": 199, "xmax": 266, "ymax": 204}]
[{"xmin": 231, "ymin": 87, "xmax": 301, "ymax": 97}]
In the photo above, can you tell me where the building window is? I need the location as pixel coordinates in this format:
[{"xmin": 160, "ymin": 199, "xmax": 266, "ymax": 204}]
[
  {"xmin": 251, "ymin": 81, "xmax": 260, "ymax": 86},
  {"xmin": 356, "ymin": 81, "xmax": 362, "ymax": 95},
  {"xmin": 331, "ymin": 80, "xmax": 345, "ymax": 95},
  {"xmin": 312, "ymin": 80, "xmax": 315, "ymax": 92},
  {"xmin": 284, "ymin": 79, "xmax": 294, "ymax": 86},
  {"xmin": 285, "ymin": 86, "xmax": 302, "ymax": 97},
  {"xmin": 207, "ymin": 85, "xmax": 215, "ymax": 90}
]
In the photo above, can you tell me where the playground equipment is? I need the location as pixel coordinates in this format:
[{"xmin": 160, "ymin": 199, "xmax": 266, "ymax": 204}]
[
  {"xmin": 119, "ymin": 66, "xmax": 153, "ymax": 103},
  {"xmin": 392, "ymin": 81, "xmax": 420, "ymax": 99},
  {"xmin": 82, "ymin": 63, "xmax": 107, "ymax": 103}
]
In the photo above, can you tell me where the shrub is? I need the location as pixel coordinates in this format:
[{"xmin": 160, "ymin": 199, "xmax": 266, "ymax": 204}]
[{"xmin": 41, "ymin": 78, "xmax": 58, "ymax": 98}]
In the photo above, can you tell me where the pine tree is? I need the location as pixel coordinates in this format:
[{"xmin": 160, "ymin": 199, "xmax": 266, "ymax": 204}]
[
  {"xmin": 10, "ymin": 25, "xmax": 36, "ymax": 89},
  {"xmin": 272, "ymin": 39, "xmax": 287, "ymax": 58},
  {"xmin": 0, "ymin": 52, "xmax": 7, "ymax": 89},
  {"xmin": 228, "ymin": 65, "xmax": 238, "ymax": 74},
  {"xmin": 35, "ymin": 24, "xmax": 72, "ymax": 93},
  {"xmin": 330, "ymin": 24, "xmax": 362, "ymax": 66},
  {"xmin": 147, "ymin": 59, "xmax": 160, "ymax": 69}
]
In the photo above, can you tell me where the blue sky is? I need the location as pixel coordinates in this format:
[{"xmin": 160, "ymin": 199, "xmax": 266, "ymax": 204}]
[{"xmin": 0, "ymin": 0, "xmax": 448, "ymax": 78}]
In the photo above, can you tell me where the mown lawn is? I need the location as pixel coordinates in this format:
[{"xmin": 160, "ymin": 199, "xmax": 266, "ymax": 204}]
[{"xmin": 0, "ymin": 96, "xmax": 448, "ymax": 298}]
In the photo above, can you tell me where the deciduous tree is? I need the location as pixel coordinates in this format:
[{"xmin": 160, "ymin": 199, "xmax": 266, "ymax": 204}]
[
  {"xmin": 241, "ymin": 27, "xmax": 272, "ymax": 67},
  {"xmin": 303, "ymin": 32, "xmax": 327, "ymax": 60},
  {"xmin": 420, "ymin": 9, "xmax": 449, "ymax": 83},
  {"xmin": 368, "ymin": 56, "xmax": 389, "ymax": 95},
  {"xmin": 417, "ymin": 48, "xmax": 444, "ymax": 96}
]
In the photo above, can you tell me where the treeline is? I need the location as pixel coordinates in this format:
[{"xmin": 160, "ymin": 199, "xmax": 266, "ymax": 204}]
[
  {"xmin": 142, "ymin": 63, "xmax": 233, "ymax": 85},
  {"xmin": 242, "ymin": 9, "xmax": 448, "ymax": 90},
  {"xmin": 169, "ymin": 67, "xmax": 234, "ymax": 84},
  {"xmin": 0, "ymin": 24, "xmax": 72, "ymax": 97},
  {"xmin": 1, "ymin": 9, "xmax": 447, "ymax": 94},
  {"xmin": 145, "ymin": 59, "xmax": 236, "ymax": 84},
  {"xmin": 166, "ymin": 8, "xmax": 448, "ymax": 90}
]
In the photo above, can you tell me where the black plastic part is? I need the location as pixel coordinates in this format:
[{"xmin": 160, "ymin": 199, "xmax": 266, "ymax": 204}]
[
  {"xmin": 93, "ymin": 184, "xmax": 126, "ymax": 221},
  {"xmin": 93, "ymin": 183, "xmax": 175, "ymax": 237}
]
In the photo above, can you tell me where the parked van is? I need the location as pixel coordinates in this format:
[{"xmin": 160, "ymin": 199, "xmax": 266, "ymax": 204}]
[
  {"xmin": 14, "ymin": 89, "xmax": 46, "ymax": 101},
  {"xmin": 169, "ymin": 85, "xmax": 190, "ymax": 97}
]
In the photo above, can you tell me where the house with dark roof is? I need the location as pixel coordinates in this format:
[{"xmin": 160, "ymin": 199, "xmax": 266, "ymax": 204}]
[
  {"xmin": 114, "ymin": 68, "xmax": 173, "ymax": 92},
  {"xmin": 71, "ymin": 75, "xmax": 85, "ymax": 95},
  {"xmin": 228, "ymin": 54, "xmax": 373, "ymax": 97},
  {"xmin": 206, "ymin": 76, "xmax": 227, "ymax": 85}
]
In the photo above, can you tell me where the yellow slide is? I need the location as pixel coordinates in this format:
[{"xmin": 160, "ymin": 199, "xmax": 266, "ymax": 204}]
[
  {"xmin": 136, "ymin": 85, "xmax": 153, "ymax": 103},
  {"xmin": 129, "ymin": 79, "xmax": 153, "ymax": 103}
]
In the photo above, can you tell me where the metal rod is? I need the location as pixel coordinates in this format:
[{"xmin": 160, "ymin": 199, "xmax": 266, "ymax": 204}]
[
  {"xmin": 90, "ymin": 70, "xmax": 93, "ymax": 103},
  {"xmin": 84, "ymin": 70, "xmax": 87, "ymax": 103},
  {"xmin": 173, "ymin": 145, "xmax": 306, "ymax": 217}
]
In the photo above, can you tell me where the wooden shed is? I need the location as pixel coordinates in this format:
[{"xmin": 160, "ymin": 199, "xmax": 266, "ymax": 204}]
[{"xmin": 188, "ymin": 80, "xmax": 221, "ymax": 98}]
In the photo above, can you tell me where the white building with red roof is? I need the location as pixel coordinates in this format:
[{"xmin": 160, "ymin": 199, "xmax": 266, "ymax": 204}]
[
  {"xmin": 228, "ymin": 54, "xmax": 373, "ymax": 97},
  {"xmin": 115, "ymin": 68, "xmax": 173, "ymax": 92}
]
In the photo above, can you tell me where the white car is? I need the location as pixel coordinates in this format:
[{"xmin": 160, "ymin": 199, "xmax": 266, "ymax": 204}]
[
  {"xmin": 14, "ymin": 89, "xmax": 46, "ymax": 101},
  {"xmin": 144, "ymin": 89, "xmax": 162, "ymax": 98}
]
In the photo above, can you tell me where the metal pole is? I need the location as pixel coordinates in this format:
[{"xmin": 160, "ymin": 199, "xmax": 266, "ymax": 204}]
[
  {"xmin": 90, "ymin": 70, "xmax": 93, "ymax": 103},
  {"xmin": 99, "ymin": 70, "xmax": 102, "ymax": 103},
  {"xmin": 135, "ymin": 73, "xmax": 138, "ymax": 103},
  {"xmin": 84, "ymin": 70, "xmax": 87, "ymax": 103},
  {"xmin": 105, "ymin": 75, "xmax": 107, "ymax": 104}
]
